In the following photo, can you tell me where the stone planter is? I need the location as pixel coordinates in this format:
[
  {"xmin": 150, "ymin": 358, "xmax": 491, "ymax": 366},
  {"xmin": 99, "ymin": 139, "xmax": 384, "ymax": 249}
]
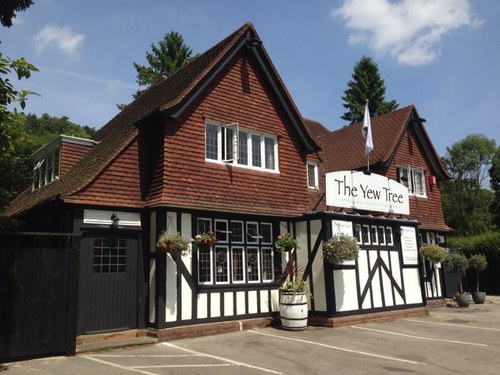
[
  {"xmin": 471, "ymin": 291, "xmax": 486, "ymax": 304},
  {"xmin": 455, "ymin": 293, "xmax": 470, "ymax": 308}
]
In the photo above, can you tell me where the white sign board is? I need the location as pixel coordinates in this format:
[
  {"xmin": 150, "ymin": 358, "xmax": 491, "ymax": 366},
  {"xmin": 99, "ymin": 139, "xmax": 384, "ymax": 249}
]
[
  {"xmin": 331, "ymin": 220, "xmax": 353, "ymax": 236},
  {"xmin": 400, "ymin": 226, "xmax": 419, "ymax": 265},
  {"xmin": 325, "ymin": 171, "xmax": 410, "ymax": 215}
]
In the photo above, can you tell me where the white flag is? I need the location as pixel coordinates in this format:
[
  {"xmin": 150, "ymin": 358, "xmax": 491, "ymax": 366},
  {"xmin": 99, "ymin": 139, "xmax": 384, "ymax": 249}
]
[{"xmin": 362, "ymin": 102, "xmax": 373, "ymax": 155}]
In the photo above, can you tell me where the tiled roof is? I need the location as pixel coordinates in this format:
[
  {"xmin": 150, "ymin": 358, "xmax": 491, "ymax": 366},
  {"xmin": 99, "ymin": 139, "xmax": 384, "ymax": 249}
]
[
  {"xmin": 303, "ymin": 118, "xmax": 330, "ymax": 139},
  {"xmin": 313, "ymin": 106, "xmax": 414, "ymax": 172},
  {"xmin": 3, "ymin": 22, "xmax": 319, "ymax": 217},
  {"xmin": 3, "ymin": 23, "xmax": 254, "ymax": 217}
]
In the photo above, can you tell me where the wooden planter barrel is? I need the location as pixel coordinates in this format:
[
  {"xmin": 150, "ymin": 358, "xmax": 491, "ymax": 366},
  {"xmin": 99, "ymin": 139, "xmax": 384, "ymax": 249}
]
[{"xmin": 279, "ymin": 291, "xmax": 308, "ymax": 330}]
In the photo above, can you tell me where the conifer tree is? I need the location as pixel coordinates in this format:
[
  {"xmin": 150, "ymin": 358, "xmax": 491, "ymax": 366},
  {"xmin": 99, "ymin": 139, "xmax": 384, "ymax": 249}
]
[{"xmin": 341, "ymin": 56, "xmax": 398, "ymax": 123}]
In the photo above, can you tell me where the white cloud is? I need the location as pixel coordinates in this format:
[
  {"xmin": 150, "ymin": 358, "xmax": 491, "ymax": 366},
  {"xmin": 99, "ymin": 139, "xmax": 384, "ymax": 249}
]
[
  {"xmin": 34, "ymin": 25, "xmax": 85, "ymax": 58},
  {"xmin": 332, "ymin": 0, "xmax": 483, "ymax": 66}
]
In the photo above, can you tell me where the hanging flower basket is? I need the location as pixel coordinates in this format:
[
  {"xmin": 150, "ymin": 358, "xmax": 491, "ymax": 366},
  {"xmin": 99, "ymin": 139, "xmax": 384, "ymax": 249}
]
[
  {"xmin": 323, "ymin": 234, "xmax": 360, "ymax": 264},
  {"xmin": 193, "ymin": 231, "xmax": 218, "ymax": 249},
  {"xmin": 274, "ymin": 233, "xmax": 298, "ymax": 253},
  {"xmin": 157, "ymin": 232, "xmax": 189, "ymax": 255}
]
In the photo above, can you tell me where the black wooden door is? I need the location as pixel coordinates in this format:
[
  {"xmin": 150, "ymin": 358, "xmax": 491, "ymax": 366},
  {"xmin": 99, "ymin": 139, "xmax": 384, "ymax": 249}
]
[{"xmin": 78, "ymin": 234, "xmax": 138, "ymax": 335}]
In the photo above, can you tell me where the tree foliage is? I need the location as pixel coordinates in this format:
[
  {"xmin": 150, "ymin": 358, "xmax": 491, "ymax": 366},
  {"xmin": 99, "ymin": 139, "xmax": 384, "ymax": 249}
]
[
  {"xmin": 132, "ymin": 31, "xmax": 193, "ymax": 99},
  {"xmin": 0, "ymin": 0, "xmax": 33, "ymax": 27},
  {"xmin": 341, "ymin": 56, "xmax": 398, "ymax": 123},
  {"xmin": 0, "ymin": 112, "xmax": 95, "ymax": 221},
  {"xmin": 0, "ymin": 53, "xmax": 39, "ymax": 150},
  {"xmin": 441, "ymin": 134, "xmax": 497, "ymax": 235},
  {"xmin": 490, "ymin": 146, "xmax": 500, "ymax": 226}
]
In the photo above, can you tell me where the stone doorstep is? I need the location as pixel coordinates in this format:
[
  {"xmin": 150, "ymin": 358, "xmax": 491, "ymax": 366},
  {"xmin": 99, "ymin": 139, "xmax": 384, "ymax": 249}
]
[{"xmin": 76, "ymin": 309, "xmax": 428, "ymax": 353}]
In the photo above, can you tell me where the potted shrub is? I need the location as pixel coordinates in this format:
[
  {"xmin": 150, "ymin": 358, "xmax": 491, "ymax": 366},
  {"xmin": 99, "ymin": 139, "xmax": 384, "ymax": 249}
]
[
  {"xmin": 323, "ymin": 234, "xmax": 360, "ymax": 264},
  {"xmin": 193, "ymin": 231, "xmax": 217, "ymax": 249},
  {"xmin": 274, "ymin": 233, "xmax": 298, "ymax": 253},
  {"xmin": 447, "ymin": 253, "xmax": 470, "ymax": 307},
  {"xmin": 277, "ymin": 261, "xmax": 309, "ymax": 331},
  {"xmin": 419, "ymin": 244, "xmax": 447, "ymax": 264},
  {"xmin": 156, "ymin": 232, "xmax": 189, "ymax": 255},
  {"xmin": 468, "ymin": 254, "xmax": 487, "ymax": 304}
]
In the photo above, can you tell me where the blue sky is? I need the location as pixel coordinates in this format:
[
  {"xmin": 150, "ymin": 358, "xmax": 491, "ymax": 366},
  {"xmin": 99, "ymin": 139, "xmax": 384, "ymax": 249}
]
[{"xmin": 1, "ymin": 0, "xmax": 499, "ymax": 156}]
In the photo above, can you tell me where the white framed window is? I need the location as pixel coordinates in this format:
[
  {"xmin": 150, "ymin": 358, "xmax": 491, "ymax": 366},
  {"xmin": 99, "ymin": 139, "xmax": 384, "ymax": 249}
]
[
  {"xmin": 397, "ymin": 165, "xmax": 426, "ymax": 196},
  {"xmin": 307, "ymin": 160, "xmax": 319, "ymax": 189},
  {"xmin": 215, "ymin": 219, "xmax": 229, "ymax": 243},
  {"xmin": 354, "ymin": 224, "xmax": 362, "ymax": 244},
  {"xmin": 385, "ymin": 227, "xmax": 394, "ymax": 245},
  {"xmin": 231, "ymin": 247, "xmax": 245, "ymax": 283},
  {"xmin": 378, "ymin": 226, "xmax": 386, "ymax": 245},
  {"xmin": 215, "ymin": 246, "xmax": 230, "ymax": 284},
  {"xmin": 196, "ymin": 217, "xmax": 276, "ymax": 285},
  {"xmin": 362, "ymin": 225, "xmax": 370, "ymax": 244},
  {"xmin": 32, "ymin": 146, "xmax": 60, "ymax": 191},
  {"xmin": 370, "ymin": 226, "xmax": 378, "ymax": 245},
  {"xmin": 205, "ymin": 120, "xmax": 278, "ymax": 172}
]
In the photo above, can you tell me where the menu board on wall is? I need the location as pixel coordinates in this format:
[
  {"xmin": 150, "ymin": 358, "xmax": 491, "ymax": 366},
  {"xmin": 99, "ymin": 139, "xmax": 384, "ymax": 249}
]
[
  {"xmin": 331, "ymin": 220, "xmax": 353, "ymax": 236},
  {"xmin": 400, "ymin": 226, "xmax": 419, "ymax": 265}
]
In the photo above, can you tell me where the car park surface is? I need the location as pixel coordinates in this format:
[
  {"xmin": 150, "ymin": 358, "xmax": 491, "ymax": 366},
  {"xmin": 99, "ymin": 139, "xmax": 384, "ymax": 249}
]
[{"xmin": 3, "ymin": 297, "xmax": 500, "ymax": 374}]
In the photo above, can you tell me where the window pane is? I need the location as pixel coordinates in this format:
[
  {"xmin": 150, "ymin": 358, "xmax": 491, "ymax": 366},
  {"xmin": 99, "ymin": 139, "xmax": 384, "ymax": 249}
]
[
  {"xmin": 197, "ymin": 218, "xmax": 211, "ymax": 233},
  {"xmin": 398, "ymin": 167, "xmax": 410, "ymax": 189},
  {"xmin": 370, "ymin": 226, "xmax": 378, "ymax": 245},
  {"xmin": 224, "ymin": 127, "xmax": 233, "ymax": 162},
  {"xmin": 53, "ymin": 148, "xmax": 60, "ymax": 179},
  {"xmin": 215, "ymin": 220, "xmax": 228, "ymax": 243},
  {"xmin": 206, "ymin": 123, "xmax": 218, "ymax": 160},
  {"xmin": 232, "ymin": 247, "xmax": 245, "ymax": 282},
  {"xmin": 251, "ymin": 134, "xmax": 261, "ymax": 167},
  {"xmin": 307, "ymin": 163, "xmax": 316, "ymax": 188},
  {"xmin": 260, "ymin": 223, "xmax": 272, "ymax": 244},
  {"xmin": 92, "ymin": 238, "xmax": 126, "ymax": 274},
  {"xmin": 238, "ymin": 131, "xmax": 248, "ymax": 165},
  {"xmin": 215, "ymin": 246, "xmax": 229, "ymax": 283},
  {"xmin": 385, "ymin": 227, "xmax": 393, "ymax": 245},
  {"xmin": 264, "ymin": 137, "xmax": 275, "ymax": 170},
  {"xmin": 362, "ymin": 225, "xmax": 370, "ymax": 244},
  {"xmin": 413, "ymin": 169, "xmax": 425, "ymax": 195},
  {"xmin": 261, "ymin": 248, "xmax": 274, "ymax": 281},
  {"xmin": 246, "ymin": 222, "xmax": 259, "ymax": 243},
  {"xmin": 247, "ymin": 248, "xmax": 259, "ymax": 282},
  {"xmin": 230, "ymin": 221, "xmax": 244, "ymax": 243},
  {"xmin": 354, "ymin": 224, "xmax": 362, "ymax": 243},
  {"xmin": 378, "ymin": 226, "xmax": 386, "ymax": 245},
  {"xmin": 198, "ymin": 248, "xmax": 212, "ymax": 283}
]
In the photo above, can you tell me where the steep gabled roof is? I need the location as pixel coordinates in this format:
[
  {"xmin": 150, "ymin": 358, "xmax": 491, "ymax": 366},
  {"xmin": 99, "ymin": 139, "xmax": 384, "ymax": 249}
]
[
  {"xmin": 3, "ymin": 22, "xmax": 319, "ymax": 217},
  {"xmin": 310, "ymin": 105, "xmax": 449, "ymax": 179}
]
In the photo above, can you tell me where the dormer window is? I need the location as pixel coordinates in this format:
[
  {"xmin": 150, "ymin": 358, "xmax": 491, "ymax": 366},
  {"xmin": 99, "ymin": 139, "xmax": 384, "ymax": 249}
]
[
  {"xmin": 32, "ymin": 146, "xmax": 60, "ymax": 190},
  {"xmin": 205, "ymin": 120, "xmax": 278, "ymax": 172}
]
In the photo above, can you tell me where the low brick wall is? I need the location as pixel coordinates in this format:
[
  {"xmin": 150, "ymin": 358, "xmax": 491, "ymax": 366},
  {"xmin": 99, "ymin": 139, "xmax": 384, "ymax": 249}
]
[
  {"xmin": 308, "ymin": 307, "xmax": 428, "ymax": 328},
  {"xmin": 149, "ymin": 317, "xmax": 276, "ymax": 341}
]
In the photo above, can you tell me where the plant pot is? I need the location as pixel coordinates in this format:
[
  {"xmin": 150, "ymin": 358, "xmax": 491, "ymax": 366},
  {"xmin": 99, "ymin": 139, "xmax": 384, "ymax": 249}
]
[
  {"xmin": 279, "ymin": 291, "xmax": 308, "ymax": 331},
  {"xmin": 471, "ymin": 291, "xmax": 486, "ymax": 304},
  {"xmin": 455, "ymin": 293, "xmax": 470, "ymax": 308}
]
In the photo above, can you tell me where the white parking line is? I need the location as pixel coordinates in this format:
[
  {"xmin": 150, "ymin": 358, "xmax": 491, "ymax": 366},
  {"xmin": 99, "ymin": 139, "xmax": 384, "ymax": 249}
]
[
  {"xmin": 83, "ymin": 355, "xmax": 158, "ymax": 375},
  {"xmin": 352, "ymin": 326, "xmax": 488, "ymax": 347},
  {"xmin": 162, "ymin": 342, "xmax": 283, "ymax": 374},
  {"xmin": 248, "ymin": 330, "xmax": 425, "ymax": 365},
  {"xmin": 405, "ymin": 318, "xmax": 500, "ymax": 331}
]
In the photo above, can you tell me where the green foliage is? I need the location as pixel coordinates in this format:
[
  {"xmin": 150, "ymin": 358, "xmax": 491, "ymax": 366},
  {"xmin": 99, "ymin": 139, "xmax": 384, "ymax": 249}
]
[
  {"xmin": 341, "ymin": 56, "xmax": 398, "ymax": 123},
  {"xmin": 279, "ymin": 278, "xmax": 308, "ymax": 293},
  {"xmin": 0, "ymin": 112, "xmax": 95, "ymax": 219},
  {"xmin": 274, "ymin": 233, "xmax": 298, "ymax": 253},
  {"xmin": 0, "ymin": 53, "xmax": 39, "ymax": 150},
  {"xmin": 490, "ymin": 147, "xmax": 500, "ymax": 227},
  {"xmin": 0, "ymin": 0, "xmax": 33, "ymax": 27},
  {"xmin": 156, "ymin": 232, "xmax": 189, "ymax": 255},
  {"xmin": 441, "ymin": 134, "xmax": 497, "ymax": 235},
  {"xmin": 447, "ymin": 253, "xmax": 469, "ymax": 275},
  {"xmin": 132, "ymin": 31, "xmax": 193, "ymax": 99},
  {"xmin": 468, "ymin": 254, "xmax": 487, "ymax": 272},
  {"xmin": 323, "ymin": 234, "xmax": 360, "ymax": 263},
  {"xmin": 419, "ymin": 244, "xmax": 447, "ymax": 264},
  {"xmin": 447, "ymin": 231, "xmax": 500, "ymax": 254}
]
